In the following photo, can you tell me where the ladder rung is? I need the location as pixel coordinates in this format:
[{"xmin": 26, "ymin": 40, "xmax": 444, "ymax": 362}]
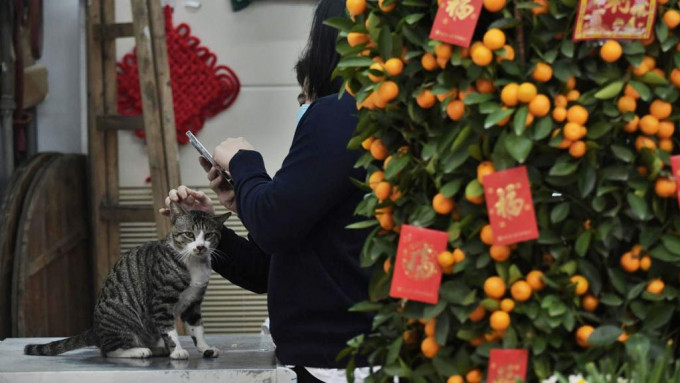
[
  {"xmin": 93, "ymin": 22, "xmax": 135, "ymax": 40},
  {"xmin": 97, "ymin": 115, "xmax": 144, "ymax": 131},
  {"xmin": 100, "ymin": 204, "xmax": 156, "ymax": 222}
]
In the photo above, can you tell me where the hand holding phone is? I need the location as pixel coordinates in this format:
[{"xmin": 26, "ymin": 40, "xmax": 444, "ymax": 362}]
[{"xmin": 186, "ymin": 131, "xmax": 234, "ymax": 189}]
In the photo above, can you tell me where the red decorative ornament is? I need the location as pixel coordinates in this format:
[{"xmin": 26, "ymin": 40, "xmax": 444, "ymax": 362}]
[{"xmin": 117, "ymin": 6, "xmax": 240, "ymax": 145}]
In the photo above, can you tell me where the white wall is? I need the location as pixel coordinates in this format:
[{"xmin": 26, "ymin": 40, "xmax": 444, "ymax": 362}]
[{"xmin": 115, "ymin": 0, "xmax": 315, "ymax": 187}]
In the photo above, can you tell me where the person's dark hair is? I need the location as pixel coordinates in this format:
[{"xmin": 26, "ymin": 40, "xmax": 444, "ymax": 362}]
[{"xmin": 295, "ymin": 0, "xmax": 345, "ymax": 101}]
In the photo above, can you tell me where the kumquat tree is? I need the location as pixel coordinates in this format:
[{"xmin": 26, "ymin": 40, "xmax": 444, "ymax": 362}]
[{"xmin": 328, "ymin": 0, "xmax": 680, "ymax": 381}]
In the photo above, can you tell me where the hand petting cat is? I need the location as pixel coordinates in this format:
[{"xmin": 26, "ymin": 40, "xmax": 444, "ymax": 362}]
[{"xmin": 159, "ymin": 185, "xmax": 214, "ymax": 216}]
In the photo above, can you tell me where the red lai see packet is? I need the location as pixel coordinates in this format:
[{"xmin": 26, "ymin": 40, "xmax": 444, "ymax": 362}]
[
  {"xmin": 573, "ymin": 0, "xmax": 657, "ymax": 41},
  {"xmin": 389, "ymin": 225, "xmax": 448, "ymax": 304},
  {"xmin": 486, "ymin": 349, "xmax": 529, "ymax": 383},
  {"xmin": 483, "ymin": 166, "xmax": 539, "ymax": 246},
  {"xmin": 429, "ymin": 0, "xmax": 483, "ymax": 47}
]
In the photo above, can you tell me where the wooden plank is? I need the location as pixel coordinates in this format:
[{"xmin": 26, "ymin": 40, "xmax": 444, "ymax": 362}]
[
  {"xmin": 86, "ymin": 0, "xmax": 111, "ymax": 293},
  {"xmin": 130, "ymin": 0, "xmax": 172, "ymax": 237},
  {"xmin": 92, "ymin": 22, "xmax": 134, "ymax": 40},
  {"xmin": 147, "ymin": 0, "xmax": 181, "ymax": 192},
  {"xmin": 100, "ymin": 204, "xmax": 155, "ymax": 222},
  {"xmin": 102, "ymin": 0, "xmax": 121, "ymax": 268},
  {"xmin": 96, "ymin": 115, "xmax": 144, "ymax": 131}
]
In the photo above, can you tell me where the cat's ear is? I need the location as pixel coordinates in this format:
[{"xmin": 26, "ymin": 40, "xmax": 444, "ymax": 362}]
[
  {"xmin": 169, "ymin": 201, "xmax": 187, "ymax": 223},
  {"xmin": 214, "ymin": 212, "xmax": 231, "ymax": 227}
]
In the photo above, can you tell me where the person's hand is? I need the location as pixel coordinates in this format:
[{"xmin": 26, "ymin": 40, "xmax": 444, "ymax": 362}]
[
  {"xmin": 159, "ymin": 185, "xmax": 214, "ymax": 216},
  {"xmin": 213, "ymin": 137, "xmax": 254, "ymax": 172},
  {"xmin": 199, "ymin": 157, "xmax": 238, "ymax": 213}
]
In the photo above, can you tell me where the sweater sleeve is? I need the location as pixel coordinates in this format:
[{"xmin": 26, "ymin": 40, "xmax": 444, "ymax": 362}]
[
  {"xmin": 211, "ymin": 227, "xmax": 270, "ymax": 294},
  {"xmin": 228, "ymin": 101, "xmax": 359, "ymax": 254}
]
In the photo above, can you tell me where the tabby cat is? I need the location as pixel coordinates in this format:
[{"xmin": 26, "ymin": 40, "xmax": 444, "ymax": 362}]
[{"xmin": 24, "ymin": 202, "xmax": 230, "ymax": 359}]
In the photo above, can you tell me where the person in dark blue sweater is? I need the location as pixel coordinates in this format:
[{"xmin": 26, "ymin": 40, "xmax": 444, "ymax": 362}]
[{"xmin": 161, "ymin": 0, "xmax": 374, "ymax": 380}]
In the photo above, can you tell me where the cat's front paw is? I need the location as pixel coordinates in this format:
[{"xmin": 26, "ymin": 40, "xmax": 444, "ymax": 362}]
[
  {"xmin": 170, "ymin": 349, "xmax": 190, "ymax": 360},
  {"xmin": 201, "ymin": 346, "xmax": 220, "ymax": 358}
]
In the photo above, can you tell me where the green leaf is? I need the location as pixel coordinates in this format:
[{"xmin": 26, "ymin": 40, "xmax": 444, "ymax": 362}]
[
  {"xmin": 588, "ymin": 325, "xmax": 623, "ymax": 347},
  {"xmin": 465, "ymin": 179, "xmax": 484, "ymax": 198},
  {"xmin": 600, "ymin": 293, "xmax": 623, "ymax": 306},
  {"xmin": 385, "ymin": 154, "xmax": 410, "ymax": 179},
  {"xmin": 627, "ymin": 282, "xmax": 646, "ymax": 300},
  {"xmin": 346, "ymin": 220, "xmax": 379, "ymax": 229},
  {"xmin": 337, "ymin": 56, "xmax": 374, "ymax": 68},
  {"xmin": 629, "ymin": 80, "xmax": 652, "ymax": 101},
  {"xmin": 611, "ymin": 144, "xmax": 634, "ymax": 163},
  {"xmin": 323, "ymin": 17, "xmax": 356, "ymax": 32},
  {"xmin": 484, "ymin": 108, "xmax": 515, "ymax": 129},
  {"xmin": 549, "ymin": 161, "xmax": 578, "ymax": 176},
  {"xmin": 642, "ymin": 304, "xmax": 674, "ymax": 331},
  {"xmin": 594, "ymin": 81, "xmax": 625, "ymax": 99},
  {"xmin": 587, "ymin": 121, "xmax": 613, "ymax": 139},
  {"xmin": 623, "ymin": 41, "xmax": 645, "ymax": 55},
  {"xmin": 575, "ymin": 231, "xmax": 591, "ymax": 257},
  {"xmin": 349, "ymin": 301, "xmax": 383, "ymax": 312},
  {"xmin": 550, "ymin": 202, "xmax": 570, "ymax": 224},
  {"xmin": 505, "ymin": 134, "xmax": 533, "ymax": 163},
  {"xmin": 440, "ymin": 178, "xmax": 463, "ymax": 198},
  {"xmin": 463, "ymin": 93, "xmax": 495, "ymax": 105},
  {"xmin": 661, "ymin": 235, "xmax": 680, "ymax": 255},
  {"xmin": 386, "ymin": 337, "xmax": 403, "ymax": 364},
  {"xmin": 560, "ymin": 40, "xmax": 574, "ymax": 58},
  {"xmin": 513, "ymin": 106, "xmax": 529, "ymax": 135},
  {"xmin": 533, "ymin": 117, "xmax": 553, "ymax": 140},
  {"xmin": 378, "ymin": 27, "xmax": 393, "ymax": 60},
  {"xmin": 638, "ymin": 72, "xmax": 670, "ymax": 86},
  {"xmin": 404, "ymin": 13, "xmax": 425, "ymax": 25},
  {"xmin": 627, "ymin": 193, "xmax": 651, "ymax": 221}
]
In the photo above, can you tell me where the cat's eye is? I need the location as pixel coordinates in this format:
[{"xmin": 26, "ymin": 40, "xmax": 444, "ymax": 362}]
[
  {"xmin": 182, "ymin": 232, "xmax": 195, "ymax": 239},
  {"xmin": 206, "ymin": 232, "xmax": 217, "ymax": 240}
]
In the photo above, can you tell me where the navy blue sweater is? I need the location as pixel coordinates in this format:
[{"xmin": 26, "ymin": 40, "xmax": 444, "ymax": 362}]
[{"xmin": 212, "ymin": 92, "xmax": 373, "ymax": 368}]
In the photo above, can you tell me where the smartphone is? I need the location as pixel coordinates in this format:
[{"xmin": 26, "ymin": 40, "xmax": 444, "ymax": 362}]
[{"xmin": 186, "ymin": 131, "xmax": 234, "ymax": 189}]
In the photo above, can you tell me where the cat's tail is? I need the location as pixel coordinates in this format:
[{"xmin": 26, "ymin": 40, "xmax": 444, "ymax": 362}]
[{"xmin": 24, "ymin": 329, "xmax": 96, "ymax": 356}]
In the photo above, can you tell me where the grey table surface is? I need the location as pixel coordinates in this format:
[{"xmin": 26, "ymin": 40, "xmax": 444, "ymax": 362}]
[{"xmin": 0, "ymin": 334, "xmax": 296, "ymax": 383}]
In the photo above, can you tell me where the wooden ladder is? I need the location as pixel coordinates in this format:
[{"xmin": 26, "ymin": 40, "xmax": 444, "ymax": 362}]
[{"xmin": 87, "ymin": 0, "xmax": 180, "ymax": 292}]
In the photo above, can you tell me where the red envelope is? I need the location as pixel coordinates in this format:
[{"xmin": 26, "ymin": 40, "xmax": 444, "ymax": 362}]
[
  {"xmin": 483, "ymin": 166, "xmax": 539, "ymax": 245},
  {"xmin": 573, "ymin": 0, "xmax": 657, "ymax": 41},
  {"xmin": 486, "ymin": 349, "xmax": 529, "ymax": 383},
  {"xmin": 429, "ymin": 0, "xmax": 483, "ymax": 47},
  {"xmin": 671, "ymin": 155, "xmax": 680, "ymax": 206},
  {"xmin": 389, "ymin": 225, "xmax": 448, "ymax": 304}
]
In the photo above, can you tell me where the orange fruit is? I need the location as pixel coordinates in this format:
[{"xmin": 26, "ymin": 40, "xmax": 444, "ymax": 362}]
[
  {"xmin": 510, "ymin": 280, "xmax": 532, "ymax": 302},
  {"xmin": 620, "ymin": 251, "xmax": 640, "ymax": 273},
  {"xmin": 501, "ymin": 83, "xmax": 519, "ymax": 106},
  {"xmin": 618, "ymin": 332, "xmax": 629, "ymax": 343},
  {"xmin": 640, "ymin": 255, "xmax": 652, "ymax": 271},
  {"xmin": 640, "ymin": 114, "xmax": 660, "ymax": 135},
  {"xmin": 650, "ymin": 100, "xmax": 672, "ymax": 119},
  {"xmin": 658, "ymin": 120, "xmax": 675, "ymax": 139},
  {"xmin": 475, "ymin": 78, "xmax": 495, "ymax": 94},
  {"xmin": 624, "ymin": 84, "xmax": 640, "ymax": 99},
  {"xmin": 370, "ymin": 139, "xmax": 388, "ymax": 160},
  {"xmin": 600, "ymin": 40, "xmax": 622, "ymax": 62},
  {"xmin": 368, "ymin": 62, "xmax": 385, "ymax": 82},
  {"xmin": 438, "ymin": 251, "xmax": 455, "ymax": 268},
  {"xmin": 647, "ymin": 279, "xmax": 665, "ymax": 294},
  {"xmin": 490, "ymin": 245, "xmax": 511, "ymax": 262},
  {"xmin": 566, "ymin": 76, "xmax": 577, "ymax": 90},
  {"xmin": 497, "ymin": 45, "xmax": 515, "ymax": 62},
  {"xmin": 659, "ymin": 138, "xmax": 673, "ymax": 152},
  {"xmin": 633, "ymin": 62, "xmax": 650, "ymax": 76},
  {"xmin": 433, "ymin": 193, "xmax": 455, "ymax": 214},
  {"xmin": 416, "ymin": 89, "xmax": 436, "ymax": 109},
  {"xmin": 526, "ymin": 270, "xmax": 546, "ymax": 291},
  {"xmin": 449, "ymin": 249, "xmax": 465, "ymax": 264},
  {"xmin": 517, "ymin": 82, "xmax": 538, "ymax": 103},
  {"xmin": 532, "ymin": 62, "xmax": 553, "ymax": 83},
  {"xmin": 569, "ymin": 141, "xmax": 587, "ymax": 158},
  {"xmin": 582, "ymin": 294, "xmax": 599, "ymax": 312},
  {"xmin": 421, "ymin": 336, "xmax": 440, "ymax": 358},
  {"xmin": 477, "ymin": 161, "xmax": 496, "ymax": 184},
  {"xmin": 483, "ymin": 0, "xmax": 506, "ymax": 12},
  {"xmin": 500, "ymin": 298, "xmax": 515, "ymax": 312},
  {"xmin": 484, "ymin": 276, "xmax": 506, "ymax": 299},
  {"xmin": 377, "ymin": 81, "xmax": 399, "ymax": 103},
  {"xmin": 466, "ymin": 369, "xmax": 483, "ymax": 383},
  {"xmin": 480, "ymin": 224, "xmax": 494, "ymax": 245},
  {"xmin": 617, "ymin": 96, "xmax": 637, "ymax": 114},
  {"xmin": 624, "ymin": 115, "xmax": 640, "ymax": 133},
  {"xmin": 529, "ymin": 94, "xmax": 551, "ymax": 117},
  {"xmin": 448, "ymin": 375, "xmax": 465, "ymax": 383},
  {"xmin": 403, "ymin": 329, "xmax": 417, "ymax": 345},
  {"xmin": 576, "ymin": 325, "xmax": 594, "ymax": 347},
  {"xmin": 567, "ymin": 105, "xmax": 589, "ymax": 125},
  {"xmin": 469, "ymin": 336, "xmax": 485, "ymax": 347},
  {"xmin": 346, "ymin": 0, "xmax": 366, "ymax": 15},
  {"xmin": 458, "ymin": 86, "xmax": 474, "ymax": 101},
  {"xmin": 368, "ymin": 170, "xmax": 385, "ymax": 189},
  {"xmin": 472, "ymin": 45, "xmax": 493, "ymax": 66},
  {"xmin": 554, "ymin": 94, "xmax": 568, "ymax": 108},
  {"xmin": 375, "ymin": 181, "xmax": 392, "ymax": 201},
  {"xmin": 436, "ymin": 88, "xmax": 458, "ymax": 102},
  {"xmin": 567, "ymin": 89, "xmax": 581, "ymax": 101},
  {"xmin": 570, "ymin": 275, "xmax": 589, "ymax": 296},
  {"xmin": 563, "ymin": 122, "xmax": 584, "ymax": 141},
  {"xmin": 532, "ymin": 0, "xmax": 549, "ymax": 15},
  {"xmin": 664, "ymin": 9, "xmax": 680, "ymax": 29},
  {"xmin": 447, "ymin": 100, "xmax": 465, "ymax": 121},
  {"xmin": 379, "ymin": 0, "xmax": 396, "ymax": 12},
  {"xmin": 361, "ymin": 137, "xmax": 374, "ymax": 151},
  {"xmin": 384, "ymin": 58, "xmax": 404, "ymax": 76},
  {"xmin": 424, "ymin": 319, "xmax": 436, "ymax": 337},
  {"xmin": 383, "ymin": 258, "xmax": 391, "ymax": 273},
  {"xmin": 347, "ymin": 32, "xmax": 369, "ymax": 47},
  {"xmin": 552, "ymin": 107, "xmax": 567, "ymax": 122},
  {"xmin": 377, "ymin": 212, "xmax": 395, "ymax": 230},
  {"xmin": 469, "ymin": 305, "xmax": 486, "ymax": 322},
  {"xmin": 671, "ymin": 68, "xmax": 680, "ymax": 88},
  {"xmin": 483, "ymin": 29, "xmax": 506, "ymax": 50},
  {"xmin": 435, "ymin": 43, "xmax": 453, "ymax": 60},
  {"xmin": 421, "ymin": 52, "xmax": 438, "ymax": 71},
  {"xmin": 490, "ymin": 311, "xmax": 510, "ymax": 331},
  {"xmin": 635, "ymin": 136, "xmax": 657, "ymax": 152},
  {"xmin": 655, "ymin": 177, "xmax": 677, "ymax": 198}
]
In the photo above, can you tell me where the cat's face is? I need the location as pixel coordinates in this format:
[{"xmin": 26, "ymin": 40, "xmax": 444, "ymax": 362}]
[{"xmin": 169, "ymin": 202, "xmax": 230, "ymax": 261}]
